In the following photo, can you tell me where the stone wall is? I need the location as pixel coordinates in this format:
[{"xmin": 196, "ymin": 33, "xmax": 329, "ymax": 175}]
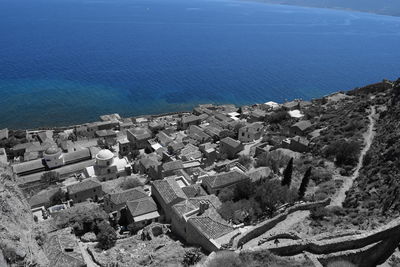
[
  {"xmin": 252, "ymin": 216, "xmax": 400, "ymax": 266},
  {"xmin": 235, "ymin": 198, "xmax": 331, "ymax": 247}
]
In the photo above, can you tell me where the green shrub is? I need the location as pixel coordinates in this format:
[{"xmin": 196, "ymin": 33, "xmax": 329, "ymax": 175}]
[
  {"xmin": 218, "ymin": 187, "xmax": 235, "ymax": 202},
  {"xmin": 238, "ymin": 155, "xmax": 252, "ymax": 169},
  {"xmin": 310, "ymin": 167, "xmax": 332, "ymax": 185},
  {"xmin": 96, "ymin": 221, "xmax": 117, "ymax": 250},
  {"xmin": 54, "ymin": 203, "xmax": 108, "ymax": 236},
  {"xmin": 268, "ymin": 110, "xmax": 290, "ymax": 124},
  {"xmin": 120, "ymin": 177, "xmax": 143, "ymax": 190},
  {"xmin": 206, "ymin": 251, "xmax": 243, "ymax": 267},
  {"xmin": 310, "ymin": 207, "xmax": 328, "ymax": 221}
]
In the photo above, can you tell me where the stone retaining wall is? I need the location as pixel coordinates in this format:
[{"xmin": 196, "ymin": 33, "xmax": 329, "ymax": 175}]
[
  {"xmin": 253, "ymin": 216, "xmax": 400, "ymax": 266},
  {"xmin": 235, "ymin": 198, "xmax": 331, "ymax": 247}
]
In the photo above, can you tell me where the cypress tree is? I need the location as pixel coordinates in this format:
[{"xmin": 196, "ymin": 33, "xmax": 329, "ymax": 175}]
[
  {"xmin": 281, "ymin": 157, "xmax": 293, "ymax": 187},
  {"xmin": 298, "ymin": 167, "xmax": 312, "ymax": 199}
]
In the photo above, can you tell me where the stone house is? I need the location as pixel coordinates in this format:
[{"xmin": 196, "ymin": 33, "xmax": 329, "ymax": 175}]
[
  {"xmin": 179, "ymin": 144, "xmax": 202, "ymax": 161},
  {"xmin": 0, "ymin": 148, "xmax": 8, "ymax": 164},
  {"xmin": 168, "ymin": 141, "xmax": 185, "ymax": 155},
  {"xmin": 170, "ymin": 195, "xmax": 238, "ymax": 252},
  {"xmin": 103, "ymin": 187, "xmax": 149, "ymax": 218},
  {"xmin": 44, "ymin": 228, "xmax": 86, "ymax": 267},
  {"xmin": 67, "ymin": 178, "xmax": 103, "ymax": 204},
  {"xmin": 83, "ymin": 120, "xmax": 119, "ymax": 138},
  {"xmin": 248, "ymin": 109, "xmax": 267, "ymax": 123},
  {"xmin": 156, "ymin": 131, "xmax": 174, "ymax": 146},
  {"xmin": 238, "ymin": 122, "xmax": 264, "ymax": 143},
  {"xmin": 138, "ymin": 157, "xmax": 161, "ymax": 180},
  {"xmin": 127, "ymin": 127, "xmax": 152, "ymax": 150},
  {"xmin": 0, "ymin": 128, "xmax": 8, "ymax": 140},
  {"xmin": 201, "ymin": 170, "xmax": 250, "ymax": 195},
  {"xmin": 179, "ymin": 115, "xmax": 202, "ymax": 130},
  {"xmin": 161, "ymin": 160, "xmax": 184, "ymax": 178},
  {"xmin": 282, "ymin": 100, "xmax": 300, "ymax": 110},
  {"xmin": 95, "ymin": 129, "xmax": 117, "ymax": 147},
  {"xmin": 118, "ymin": 138, "xmax": 131, "ymax": 157},
  {"xmin": 219, "ymin": 137, "xmax": 244, "ymax": 159},
  {"xmin": 289, "ymin": 120, "xmax": 312, "ymax": 136},
  {"xmin": 188, "ymin": 125, "xmax": 212, "ymax": 143},
  {"xmin": 125, "ymin": 197, "xmax": 160, "ymax": 231},
  {"xmin": 281, "ymin": 136, "xmax": 310, "ymax": 153},
  {"xmin": 151, "ymin": 177, "xmax": 187, "ymax": 222}
]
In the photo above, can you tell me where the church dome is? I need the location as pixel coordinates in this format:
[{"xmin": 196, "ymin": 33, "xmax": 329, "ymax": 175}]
[
  {"xmin": 96, "ymin": 149, "xmax": 114, "ymax": 160},
  {"xmin": 45, "ymin": 146, "xmax": 61, "ymax": 155}
]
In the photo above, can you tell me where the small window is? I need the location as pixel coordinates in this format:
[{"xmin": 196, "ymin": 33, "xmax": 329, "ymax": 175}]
[
  {"xmin": 108, "ymin": 169, "xmax": 111, "ymax": 174},
  {"xmin": 64, "ymin": 248, "xmax": 74, "ymax": 252},
  {"xmin": 242, "ymin": 132, "xmax": 245, "ymax": 137},
  {"xmin": 93, "ymin": 189, "xmax": 96, "ymax": 192}
]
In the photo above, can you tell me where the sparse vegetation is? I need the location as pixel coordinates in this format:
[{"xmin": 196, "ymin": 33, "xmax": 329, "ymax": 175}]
[
  {"xmin": 205, "ymin": 250, "xmax": 313, "ymax": 267},
  {"xmin": 54, "ymin": 203, "xmax": 108, "ymax": 236},
  {"xmin": 41, "ymin": 171, "xmax": 60, "ymax": 185},
  {"xmin": 120, "ymin": 176, "xmax": 143, "ymax": 190}
]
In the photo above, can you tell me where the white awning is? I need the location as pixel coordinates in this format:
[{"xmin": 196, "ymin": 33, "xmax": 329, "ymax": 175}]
[
  {"xmin": 133, "ymin": 211, "xmax": 160, "ymax": 222},
  {"xmin": 151, "ymin": 143, "xmax": 163, "ymax": 151}
]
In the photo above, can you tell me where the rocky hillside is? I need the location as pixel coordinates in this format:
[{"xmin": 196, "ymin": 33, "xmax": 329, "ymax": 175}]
[
  {"xmin": 344, "ymin": 79, "xmax": 400, "ymax": 221},
  {"xmin": 0, "ymin": 165, "xmax": 48, "ymax": 266}
]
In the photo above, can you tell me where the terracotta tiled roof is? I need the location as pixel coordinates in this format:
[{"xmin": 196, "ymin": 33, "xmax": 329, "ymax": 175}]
[
  {"xmin": 67, "ymin": 178, "xmax": 101, "ymax": 195},
  {"xmin": 172, "ymin": 200, "xmax": 197, "ymax": 216},
  {"xmin": 220, "ymin": 137, "xmax": 241, "ymax": 148},
  {"xmin": 108, "ymin": 187, "xmax": 148, "ymax": 205},
  {"xmin": 156, "ymin": 131, "xmax": 173, "ymax": 145},
  {"xmin": 12, "ymin": 159, "xmax": 45, "ymax": 175},
  {"xmin": 28, "ymin": 187, "xmax": 61, "ymax": 208},
  {"xmin": 64, "ymin": 148, "xmax": 92, "ymax": 164},
  {"xmin": 162, "ymin": 160, "xmax": 184, "ymax": 172},
  {"xmin": 128, "ymin": 127, "xmax": 152, "ymax": 141},
  {"xmin": 126, "ymin": 197, "xmax": 158, "ymax": 217},
  {"xmin": 292, "ymin": 120, "xmax": 312, "ymax": 131},
  {"xmin": 182, "ymin": 184, "xmax": 207, "ymax": 198},
  {"xmin": 172, "ymin": 195, "xmax": 221, "ymax": 217},
  {"xmin": 44, "ymin": 228, "xmax": 85, "ymax": 267},
  {"xmin": 188, "ymin": 216, "xmax": 234, "ymax": 240},
  {"xmin": 202, "ymin": 170, "xmax": 249, "ymax": 190},
  {"xmin": 182, "ymin": 115, "xmax": 201, "ymax": 124},
  {"xmin": 152, "ymin": 177, "xmax": 187, "ymax": 205}
]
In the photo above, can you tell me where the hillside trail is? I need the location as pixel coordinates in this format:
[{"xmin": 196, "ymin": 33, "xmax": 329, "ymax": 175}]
[
  {"xmin": 329, "ymin": 105, "xmax": 376, "ymax": 207},
  {"xmin": 243, "ymin": 106, "xmax": 377, "ymax": 248}
]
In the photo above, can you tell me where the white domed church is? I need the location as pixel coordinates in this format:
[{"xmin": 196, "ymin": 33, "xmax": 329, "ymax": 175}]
[
  {"xmin": 43, "ymin": 146, "xmax": 65, "ymax": 169},
  {"xmin": 84, "ymin": 149, "xmax": 130, "ymax": 181}
]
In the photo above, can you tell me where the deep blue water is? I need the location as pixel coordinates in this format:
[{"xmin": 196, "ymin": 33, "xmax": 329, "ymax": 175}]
[{"xmin": 0, "ymin": 0, "xmax": 399, "ymax": 129}]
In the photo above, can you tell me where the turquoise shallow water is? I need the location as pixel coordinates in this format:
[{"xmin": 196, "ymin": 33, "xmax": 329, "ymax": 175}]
[{"xmin": 0, "ymin": 0, "xmax": 399, "ymax": 129}]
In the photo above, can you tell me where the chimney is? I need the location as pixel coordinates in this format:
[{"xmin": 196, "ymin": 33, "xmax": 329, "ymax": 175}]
[
  {"xmin": 193, "ymin": 172, "xmax": 199, "ymax": 183},
  {"xmin": 198, "ymin": 200, "xmax": 210, "ymax": 215}
]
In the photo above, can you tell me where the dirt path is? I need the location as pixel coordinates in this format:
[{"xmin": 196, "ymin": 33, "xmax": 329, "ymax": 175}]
[
  {"xmin": 79, "ymin": 241, "xmax": 100, "ymax": 267},
  {"xmin": 239, "ymin": 138, "xmax": 262, "ymax": 156},
  {"xmin": 329, "ymin": 106, "xmax": 376, "ymax": 207},
  {"xmin": 242, "ymin": 106, "xmax": 377, "ymax": 249}
]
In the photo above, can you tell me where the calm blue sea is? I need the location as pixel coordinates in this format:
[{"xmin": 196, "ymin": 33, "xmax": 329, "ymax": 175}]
[{"xmin": 0, "ymin": 0, "xmax": 399, "ymax": 129}]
